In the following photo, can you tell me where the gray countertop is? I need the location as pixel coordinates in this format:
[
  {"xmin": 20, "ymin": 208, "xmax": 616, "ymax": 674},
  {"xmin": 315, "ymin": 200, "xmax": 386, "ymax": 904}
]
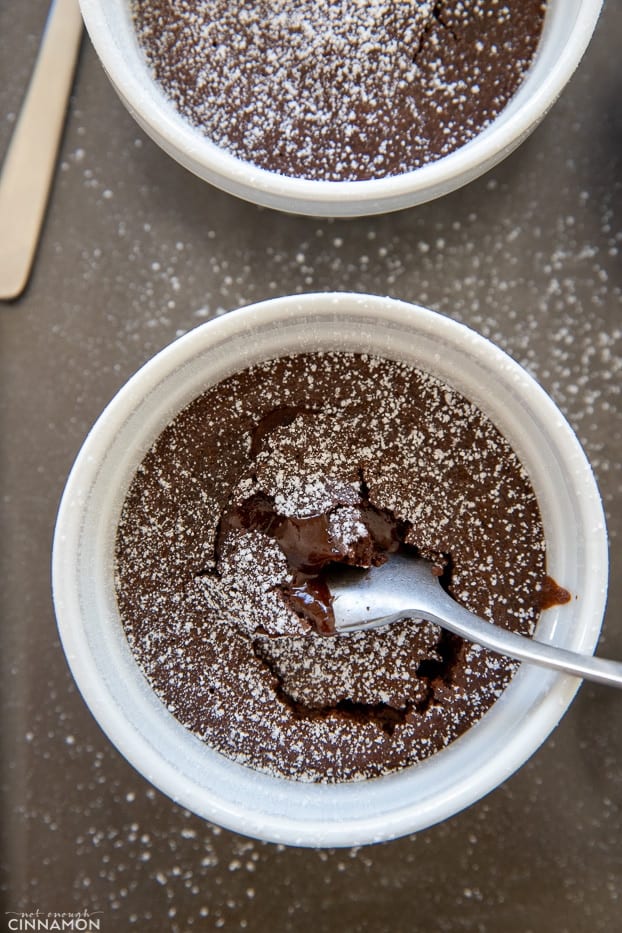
[{"xmin": 1, "ymin": 2, "xmax": 620, "ymax": 931}]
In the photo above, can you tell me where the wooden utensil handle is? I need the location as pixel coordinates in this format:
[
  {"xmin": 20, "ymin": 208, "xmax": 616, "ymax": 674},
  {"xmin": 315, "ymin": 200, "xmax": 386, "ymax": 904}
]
[{"xmin": 0, "ymin": 0, "xmax": 83, "ymax": 301}]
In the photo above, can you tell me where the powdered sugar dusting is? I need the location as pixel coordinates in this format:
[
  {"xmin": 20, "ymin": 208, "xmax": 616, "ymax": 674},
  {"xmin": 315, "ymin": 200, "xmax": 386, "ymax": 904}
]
[
  {"xmin": 131, "ymin": 0, "xmax": 545, "ymax": 181},
  {"xmin": 115, "ymin": 352, "xmax": 548, "ymax": 782}
]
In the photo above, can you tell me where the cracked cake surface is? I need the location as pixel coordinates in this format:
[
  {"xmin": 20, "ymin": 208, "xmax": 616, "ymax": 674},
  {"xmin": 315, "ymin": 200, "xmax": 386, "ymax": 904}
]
[
  {"xmin": 131, "ymin": 0, "xmax": 546, "ymax": 182},
  {"xmin": 114, "ymin": 351, "xmax": 555, "ymax": 782}
]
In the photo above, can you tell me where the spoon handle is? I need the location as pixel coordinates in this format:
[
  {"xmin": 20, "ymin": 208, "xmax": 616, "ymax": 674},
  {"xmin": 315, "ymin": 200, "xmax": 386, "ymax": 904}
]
[
  {"xmin": 414, "ymin": 596, "xmax": 622, "ymax": 689},
  {"xmin": 0, "ymin": 0, "xmax": 82, "ymax": 301},
  {"xmin": 331, "ymin": 555, "xmax": 619, "ymax": 687}
]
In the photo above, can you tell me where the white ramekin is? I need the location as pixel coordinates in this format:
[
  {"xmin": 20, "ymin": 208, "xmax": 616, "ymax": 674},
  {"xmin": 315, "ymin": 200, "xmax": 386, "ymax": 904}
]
[
  {"xmin": 52, "ymin": 293, "xmax": 608, "ymax": 847},
  {"xmin": 79, "ymin": 0, "xmax": 602, "ymax": 216}
]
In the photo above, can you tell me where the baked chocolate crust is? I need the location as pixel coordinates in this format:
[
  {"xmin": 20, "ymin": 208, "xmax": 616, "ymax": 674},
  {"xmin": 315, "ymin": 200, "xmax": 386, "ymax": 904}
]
[
  {"xmin": 131, "ymin": 1, "xmax": 546, "ymax": 181},
  {"xmin": 115, "ymin": 352, "xmax": 549, "ymax": 782}
]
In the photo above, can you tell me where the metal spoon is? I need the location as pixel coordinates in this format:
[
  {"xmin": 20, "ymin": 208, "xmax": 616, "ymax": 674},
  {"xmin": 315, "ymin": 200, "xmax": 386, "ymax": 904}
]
[{"xmin": 325, "ymin": 552, "xmax": 622, "ymax": 688}]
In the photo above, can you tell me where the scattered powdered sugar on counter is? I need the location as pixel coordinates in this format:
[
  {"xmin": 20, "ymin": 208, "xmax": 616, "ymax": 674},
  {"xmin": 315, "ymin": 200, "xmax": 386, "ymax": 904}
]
[{"xmin": 131, "ymin": 0, "xmax": 545, "ymax": 181}]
